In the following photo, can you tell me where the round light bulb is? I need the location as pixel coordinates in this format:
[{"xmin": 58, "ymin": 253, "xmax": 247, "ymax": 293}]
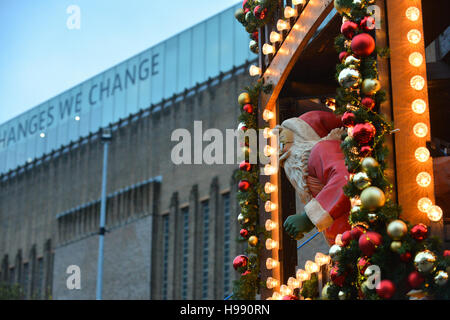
[
  {"xmin": 272, "ymin": 292, "xmax": 282, "ymax": 300},
  {"xmin": 406, "ymin": 7, "xmax": 420, "ymax": 21},
  {"xmin": 277, "ymin": 19, "xmax": 290, "ymax": 32},
  {"xmin": 315, "ymin": 252, "xmax": 331, "ymax": 266},
  {"xmin": 266, "ymin": 258, "xmax": 279, "ymax": 270},
  {"xmin": 305, "ymin": 260, "xmax": 319, "ymax": 273},
  {"xmin": 413, "ymin": 122, "xmax": 428, "ymax": 138},
  {"xmin": 410, "ymin": 75, "xmax": 425, "ymax": 90},
  {"xmin": 266, "ymin": 238, "xmax": 278, "ymax": 250},
  {"xmin": 412, "ymin": 99, "xmax": 426, "ymax": 114},
  {"xmin": 270, "ymin": 31, "xmax": 281, "ymax": 43},
  {"xmin": 407, "ymin": 29, "xmax": 422, "ymax": 44},
  {"xmin": 264, "ymin": 145, "xmax": 276, "ymax": 157},
  {"xmin": 262, "ymin": 43, "xmax": 275, "ymax": 55},
  {"xmin": 40, "ymin": 132, "xmax": 45, "ymax": 138},
  {"xmin": 265, "ymin": 200, "xmax": 277, "ymax": 212},
  {"xmin": 284, "ymin": 6, "xmax": 298, "ymax": 19},
  {"xmin": 409, "ymin": 52, "xmax": 423, "ymax": 67},
  {"xmin": 417, "ymin": 197, "xmax": 433, "ymax": 213},
  {"xmin": 296, "ymin": 269, "xmax": 310, "ymax": 281},
  {"xmin": 287, "ymin": 277, "xmax": 300, "ymax": 289},
  {"xmin": 416, "ymin": 172, "xmax": 432, "ymax": 187},
  {"xmin": 262, "ymin": 109, "xmax": 274, "ymax": 121},
  {"xmin": 263, "ymin": 127, "xmax": 275, "ymax": 139},
  {"xmin": 249, "ymin": 65, "xmax": 261, "ymax": 77},
  {"xmin": 265, "ymin": 219, "xmax": 277, "ymax": 231},
  {"xmin": 75, "ymin": 115, "xmax": 81, "ymax": 121},
  {"xmin": 292, "ymin": 0, "xmax": 304, "ymax": 5},
  {"xmin": 266, "ymin": 277, "xmax": 279, "ymax": 289},
  {"xmin": 264, "ymin": 182, "xmax": 277, "ymax": 194},
  {"xmin": 415, "ymin": 147, "xmax": 430, "ymax": 162},
  {"xmin": 427, "ymin": 205, "xmax": 443, "ymax": 222},
  {"xmin": 280, "ymin": 284, "xmax": 292, "ymax": 296},
  {"xmin": 264, "ymin": 164, "xmax": 278, "ymax": 175}
]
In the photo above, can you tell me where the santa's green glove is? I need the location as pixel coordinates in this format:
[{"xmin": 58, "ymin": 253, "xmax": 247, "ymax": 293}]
[{"xmin": 283, "ymin": 212, "xmax": 315, "ymax": 240}]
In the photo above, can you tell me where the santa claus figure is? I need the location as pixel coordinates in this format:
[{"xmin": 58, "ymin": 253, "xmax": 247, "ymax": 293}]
[{"xmin": 278, "ymin": 110, "xmax": 351, "ymax": 245}]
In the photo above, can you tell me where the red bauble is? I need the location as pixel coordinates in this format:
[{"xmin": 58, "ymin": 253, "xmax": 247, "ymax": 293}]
[
  {"xmin": 341, "ymin": 21, "xmax": 358, "ymax": 39},
  {"xmin": 243, "ymin": 104, "xmax": 254, "ymax": 113},
  {"xmin": 242, "ymin": 0, "xmax": 249, "ymax": 9},
  {"xmin": 408, "ymin": 271, "xmax": 425, "ymax": 289},
  {"xmin": 410, "ymin": 223, "xmax": 428, "ymax": 241},
  {"xmin": 253, "ymin": 5, "xmax": 262, "ymax": 17},
  {"xmin": 351, "ymin": 33, "xmax": 376, "ymax": 57},
  {"xmin": 239, "ymin": 161, "xmax": 252, "ymax": 172},
  {"xmin": 360, "ymin": 16, "xmax": 376, "ymax": 32},
  {"xmin": 353, "ymin": 123, "xmax": 376, "ymax": 145},
  {"xmin": 359, "ymin": 231, "xmax": 382, "ymax": 256},
  {"xmin": 233, "ymin": 255, "xmax": 248, "ymax": 271},
  {"xmin": 400, "ymin": 252, "xmax": 412, "ymax": 262},
  {"xmin": 240, "ymin": 229, "xmax": 249, "ymax": 238},
  {"xmin": 360, "ymin": 145, "xmax": 373, "ymax": 157},
  {"xmin": 339, "ymin": 51, "xmax": 350, "ymax": 62},
  {"xmin": 251, "ymin": 31, "xmax": 259, "ymax": 41},
  {"xmin": 242, "ymin": 270, "xmax": 251, "ymax": 276},
  {"xmin": 342, "ymin": 112, "xmax": 356, "ymax": 127},
  {"xmin": 341, "ymin": 230, "xmax": 352, "ymax": 246},
  {"xmin": 260, "ymin": 8, "xmax": 268, "ymax": 20},
  {"xmin": 351, "ymin": 225, "xmax": 366, "ymax": 240},
  {"xmin": 330, "ymin": 264, "xmax": 346, "ymax": 287},
  {"xmin": 238, "ymin": 180, "xmax": 250, "ymax": 191},
  {"xmin": 357, "ymin": 257, "xmax": 370, "ymax": 275},
  {"xmin": 444, "ymin": 250, "xmax": 450, "ymax": 257},
  {"xmin": 376, "ymin": 280, "xmax": 396, "ymax": 299},
  {"xmin": 282, "ymin": 295, "xmax": 299, "ymax": 300},
  {"xmin": 361, "ymin": 97, "xmax": 375, "ymax": 110}
]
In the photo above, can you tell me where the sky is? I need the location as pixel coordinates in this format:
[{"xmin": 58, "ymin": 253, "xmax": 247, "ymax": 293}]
[{"xmin": 0, "ymin": 0, "xmax": 240, "ymax": 124}]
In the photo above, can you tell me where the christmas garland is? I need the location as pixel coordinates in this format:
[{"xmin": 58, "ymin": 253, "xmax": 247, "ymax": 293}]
[
  {"xmin": 234, "ymin": 0, "xmax": 278, "ymax": 55},
  {"xmin": 321, "ymin": 0, "xmax": 450, "ymax": 300}
]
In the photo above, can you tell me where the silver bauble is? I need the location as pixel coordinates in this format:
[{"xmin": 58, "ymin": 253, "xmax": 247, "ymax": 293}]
[
  {"xmin": 329, "ymin": 244, "xmax": 342, "ymax": 262},
  {"xmin": 338, "ymin": 67, "xmax": 361, "ymax": 88},
  {"xmin": 434, "ymin": 270, "xmax": 448, "ymax": 286},
  {"xmin": 344, "ymin": 55, "xmax": 361, "ymax": 68},
  {"xmin": 414, "ymin": 250, "xmax": 436, "ymax": 273},
  {"xmin": 353, "ymin": 172, "xmax": 371, "ymax": 190}
]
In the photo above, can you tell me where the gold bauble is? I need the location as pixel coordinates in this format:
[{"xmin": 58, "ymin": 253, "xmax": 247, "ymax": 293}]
[
  {"xmin": 321, "ymin": 283, "xmax": 331, "ymax": 300},
  {"xmin": 329, "ymin": 244, "xmax": 342, "ymax": 262},
  {"xmin": 361, "ymin": 79, "xmax": 381, "ymax": 95},
  {"xmin": 353, "ymin": 172, "xmax": 371, "ymax": 190},
  {"xmin": 248, "ymin": 235, "xmax": 258, "ymax": 247},
  {"xmin": 434, "ymin": 270, "xmax": 448, "ymax": 286},
  {"xmin": 390, "ymin": 241, "xmax": 402, "ymax": 253},
  {"xmin": 360, "ymin": 187, "xmax": 386, "ymax": 210},
  {"xmin": 361, "ymin": 157, "xmax": 379, "ymax": 172},
  {"xmin": 238, "ymin": 92, "xmax": 251, "ymax": 106},
  {"xmin": 414, "ymin": 250, "xmax": 436, "ymax": 274},
  {"xmin": 387, "ymin": 220, "xmax": 408, "ymax": 240}
]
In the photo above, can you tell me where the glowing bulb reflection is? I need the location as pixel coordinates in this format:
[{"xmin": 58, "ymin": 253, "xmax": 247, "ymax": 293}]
[
  {"xmin": 413, "ymin": 122, "xmax": 428, "ymax": 138},
  {"xmin": 412, "ymin": 99, "xmax": 426, "ymax": 114},
  {"xmin": 409, "ymin": 52, "xmax": 423, "ymax": 67},
  {"xmin": 415, "ymin": 147, "xmax": 430, "ymax": 162},
  {"xmin": 416, "ymin": 172, "xmax": 431, "ymax": 187},
  {"xmin": 407, "ymin": 29, "xmax": 421, "ymax": 44},
  {"xmin": 410, "ymin": 75, "xmax": 425, "ymax": 90},
  {"xmin": 405, "ymin": 7, "xmax": 420, "ymax": 21},
  {"xmin": 417, "ymin": 197, "xmax": 433, "ymax": 213},
  {"xmin": 427, "ymin": 205, "xmax": 443, "ymax": 222}
]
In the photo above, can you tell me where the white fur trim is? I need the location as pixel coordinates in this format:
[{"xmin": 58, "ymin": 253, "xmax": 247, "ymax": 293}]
[
  {"xmin": 281, "ymin": 118, "xmax": 320, "ymax": 143},
  {"xmin": 304, "ymin": 198, "xmax": 334, "ymax": 232}
]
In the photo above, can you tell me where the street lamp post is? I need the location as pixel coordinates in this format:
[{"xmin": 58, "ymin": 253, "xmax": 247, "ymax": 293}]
[{"xmin": 96, "ymin": 127, "xmax": 112, "ymax": 300}]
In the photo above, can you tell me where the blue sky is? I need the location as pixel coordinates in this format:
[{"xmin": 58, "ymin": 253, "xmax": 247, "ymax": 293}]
[{"xmin": 0, "ymin": 0, "xmax": 239, "ymax": 124}]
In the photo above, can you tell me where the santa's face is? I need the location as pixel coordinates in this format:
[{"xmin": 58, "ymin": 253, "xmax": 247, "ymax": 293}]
[{"xmin": 279, "ymin": 128, "xmax": 294, "ymax": 155}]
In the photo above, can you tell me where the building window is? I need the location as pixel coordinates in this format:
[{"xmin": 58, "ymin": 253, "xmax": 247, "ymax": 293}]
[
  {"xmin": 222, "ymin": 193, "xmax": 231, "ymax": 298},
  {"xmin": 9, "ymin": 267, "xmax": 15, "ymax": 284},
  {"xmin": 36, "ymin": 258, "xmax": 43, "ymax": 299},
  {"xmin": 162, "ymin": 215, "xmax": 169, "ymax": 300},
  {"xmin": 201, "ymin": 200, "xmax": 209, "ymax": 299},
  {"xmin": 181, "ymin": 207, "xmax": 189, "ymax": 300},
  {"xmin": 22, "ymin": 263, "xmax": 29, "ymax": 297}
]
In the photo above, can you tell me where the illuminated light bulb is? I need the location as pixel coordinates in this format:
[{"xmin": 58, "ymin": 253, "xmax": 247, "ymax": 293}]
[
  {"xmin": 264, "ymin": 182, "xmax": 277, "ymax": 194},
  {"xmin": 266, "ymin": 277, "xmax": 279, "ymax": 289},
  {"xmin": 415, "ymin": 147, "xmax": 430, "ymax": 162},
  {"xmin": 292, "ymin": 0, "xmax": 304, "ymax": 5},
  {"xmin": 270, "ymin": 31, "xmax": 281, "ymax": 43},
  {"xmin": 266, "ymin": 258, "xmax": 279, "ymax": 270},
  {"xmin": 405, "ymin": 7, "xmax": 420, "ymax": 21},
  {"xmin": 296, "ymin": 269, "xmax": 310, "ymax": 282},
  {"xmin": 412, "ymin": 99, "xmax": 426, "ymax": 114},
  {"xmin": 416, "ymin": 172, "xmax": 432, "ymax": 187},
  {"xmin": 263, "ymin": 127, "xmax": 275, "ymax": 139},
  {"xmin": 335, "ymin": 234, "xmax": 344, "ymax": 246},
  {"xmin": 249, "ymin": 65, "xmax": 261, "ymax": 77},
  {"xmin": 277, "ymin": 19, "xmax": 290, "ymax": 32},
  {"xmin": 410, "ymin": 75, "xmax": 425, "ymax": 90},
  {"xmin": 272, "ymin": 292, "xmax": 282, "ymax": 300},
  {"xmin": 284, "ymin": 6, "xmax": 298, "ymax": 18},
  {"xmin": 263, "ymin": 109, "xmax": 274, "ymax": 121},
  {"xmin": 262, "ymin": 43, "xmax": 275, "ymax": 55},
  {"xmin": 75, "ymin": 115, "xmax": 81, "ymax": 121},
  {"xmin": 305, "ymin": 260, "xmax": 319, "ymax": 274},
  {"xmin": 287, "ymin": 277, "xmax": 300, "ymax": 290},
  {"xmin": 417, "ymin": 197, "xmax": 433, "ymax": 213},
  {"xmin": 407, "ymin": 29, "xmax": 421, "ymax": 44},
  {"xmin": 427, "ymin": 205, "xmax": 443, "ymax": 222},
  {"xmin": 409, "ymin": 52, "xmax": 423, "ymax": 67},
  {"xmin": 350, "ymin": 197, "xmax": 362, "ymax": 207},
  {"xmin": 413, "ymin": 122, "xmax": 428, "ymax": 138},
  {"xmin": 266, "ymin": 238, "xmax": 278, "ymax": 250},
  {"xmin": 264, "ymin": 145, "xmax": 276, "ymax": 157},
  {"xmin": 280, "ymin": 284, "xmax": 293, "ymax": 296},
  {"xmin": 265, "ymin": 219, "xmax": 277, "ymax": 231},
  {"xmin": 264, "ymin": 164, "xmax": 278, "ymax": 175},
  {"xmin": 265, "ymin": 200, "xmax": 277, "ymax": 212},
  {"xmin": 40, "ymin": 132, "xmax": 46, "ymax": 138},
  {"xmin": 315, "ymin": 252, "xmax": 331, "ymax": 266}
]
